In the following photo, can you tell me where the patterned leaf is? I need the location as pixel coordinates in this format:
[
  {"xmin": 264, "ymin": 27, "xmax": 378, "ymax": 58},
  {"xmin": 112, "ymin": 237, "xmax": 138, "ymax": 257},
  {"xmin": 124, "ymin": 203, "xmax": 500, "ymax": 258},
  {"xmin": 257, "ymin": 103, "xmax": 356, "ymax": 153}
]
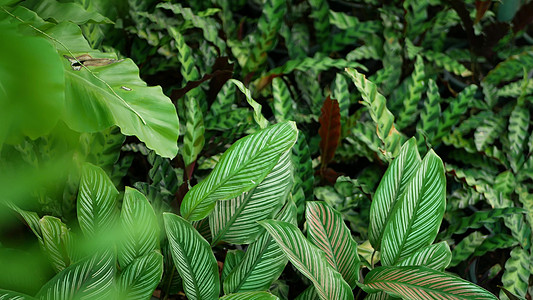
[
  {"xmin": 365, "ymin": 291, "xmax": 394, "ymax": 300},
  {"xmin": 397, "ymin": 242, "xmax": 452, "ymax": 271},
  {"xmin": 500, "ymin": 246, "xmax": 531, "ymax": 300},
  {"xmin": 117, "ymin": 251, "xmax": 164, "ymax": 300},
  {"xmin": 435, "ymin": 85, "xmax": 476, "ymax": 142},
  {"xmin": 450, "ymin": 231, "xmax": 486, "ymax": 267},
  {"xmin": 181, "ymin": 121, "xmax": 297, "ymax": 221},
  {"xmin": 417, "ymin": 79, "xmax": 441, "ymax": 144},
  {"xmin": 222, "ymin": 250, "xmax": 245, "ymax": 283},
  {"xmin": 223, "ymin": 201, "xmax": 296, "ymax": 293},
  {"xmin": 331, "ymin": 73, "xmax": 350, "ymax": 124},
  {"xmin": 345, "ymin": 68, "xmax": 402, "ymax": 158},
  {"xmin": 507, "ymin": 104, "xmax": 529, "ymax": 172},
  {"xmin": 118, "ymin": 187, "xmax": 159, "ymax": 268},
  {"xmin": 309, "ymin": 0, "xmax": 330, "ymax": 45},
  {"xmin": 39, "ymin": 216, "xmax": 71, "ymax": 272},
  {"xmin": 306, "ymin": 201, "xmax": 360, "ymax": 288},
  {"xmin": 36, "ymin": 251, "xmax": 115, "ymax": 300},
  {"xmin": 77, "ymin": 163, "xmax": 119, "ymax": 238},
  {"xmin": 369, "ymin": 138, "xmax": 421, "ymax": 250},
  {"xmin": 474, "ymin": 114, "xmax": 506, "ymax": 152},
  {"xmin": 381, "ymin": 150, "xmax": 446, "ymax": 266},
  {"xmin": 210, "ymin": 151, "xmax": 293, "ymax": 245},
  {"xmin": 484, "ymin": 48, "xmax": 533, "ymax": 85},
  {"xmin": 0, "ymin": 289, "xmax": 36, "ymax": 299},
  {"xmin": 163, "ymin": 213, "xmax": 220, "ymax": 300},
  {"xmin": 230, "ymin": 79, "xmax": 269, "ymax": 129},
  {"xmin": 271, "ymin": 77, "xmax": 294, "ymax": 122},
  {"xmin": 423, "ymin": 50, "xmax": 472, "ymax": 77},
  {"xmin": 294, "ymin": 286, "xmax": 319, "ymax": 300},
  {"xmin": 396, "ymin": 56, "xmax": 425, "ymax": 130},
  {"xmin": 363, "ymin": 266, "xmax": 497, "ymax": 299},
  {"xmin": 264, "ymin": 53, "xmax": 366, "ymax": 78},
  {"xmin": 260, "ymin": 220, "xmax": 354, "ymax": 300},
  {"xmin": 219, "ymin": 291, "xmax": 279, "ymax": 300},
  {"xmin": 183, "ymin": 96, "xmax": 205, "ymax": 169},
  {"xmin": 473, "ymin": 234, "xmax": 518, "ymax": 257},
  {"xmin": 318, "ymin": 96, "xmax": 341, "ymax": 168}
]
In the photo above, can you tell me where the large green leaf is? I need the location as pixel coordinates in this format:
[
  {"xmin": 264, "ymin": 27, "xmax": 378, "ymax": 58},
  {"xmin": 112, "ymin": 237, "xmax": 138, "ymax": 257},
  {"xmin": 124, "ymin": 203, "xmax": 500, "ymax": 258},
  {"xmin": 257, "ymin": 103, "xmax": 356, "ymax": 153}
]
[
  {"xmin": 223, "ymin": 201, "xmax": 297, "ymax": 294},
  {"xmin": 0, "ymin": 289, "xmax": 36, "ymax": 300},
  {"xmin": 39, "ymin": 216, "xmax": 72, "ymax": 272},
  {"xmin": 163, "ymin": 213, "xmax": 219, "ymax": 300},
  {"xmin": 118, "ymin": 187, "xmax": 159, "ymax": 268},
  {"xmin": 181, "ymin": 121, "xmax": 298, "ymax": 221},
  {"xmin": 260, "ymin": 220, "xmax": 353, "ymax": 300},
  {"xmin": 396, "ymin": 242, "xmax": 451, "ymax": 271},
  {"xmin": 210, "ymin": 151, "xmax": 293, "ymax": 245},
  {"xmin": 22, "ymin": 0, "xmax": 112, "ymax": 24},
  {"xmin": 381, "ymin": 150, "xmax": 446, "ymax": 266},
  {"xmin": 369, "ymin": 138, "xmax": 421, "ymax": 251},
  {"xmin": 36, "ymin": 251, "xmax": 115, "ymax": 300},
  {"xmin": 363, "ymin": 266, "xmax": 497, "ymax": 299},
  {"xmin": 219, "ymin": 291, "xmax": 279, "ymax": 300},
  {"xmin": 306, "ymin": 201, "xmax": 360, "ymax": 288},
  {"xmin": 77, "ymin": 163, "xmax": 119, "ymax": 238},
  {"xmin": 117, "ymin": 251, "xmax": 163, "ymax": 300}
]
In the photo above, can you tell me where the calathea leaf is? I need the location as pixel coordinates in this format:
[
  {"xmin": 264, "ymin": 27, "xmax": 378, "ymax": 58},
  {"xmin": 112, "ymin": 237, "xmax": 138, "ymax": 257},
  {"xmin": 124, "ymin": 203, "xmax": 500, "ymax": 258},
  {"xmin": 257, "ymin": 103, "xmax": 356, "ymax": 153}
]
[
  {"xmin": 294, "ymin": 286, "xmax": 319, "ymax": 300},
  {"xmin": 36, "ymin": 250, "xmax": 115, "ymax": 300},
  {"xmin": 306, "ymin": 201, "xmax": 360, "ymax": 288},
  {"xmin": 118, "ymin": 187, "xmax": 159, "ymax": 268},
  {"xmin": 0, "ymin": 289, "xmax": 36, "ymax": 299},
  {"xmin": 39, "ymin": 216, "xmax": 72, "ymax": 272},
  {"xmin": 181, "ymin": 121, "xmax": 298, "ymax": 221},
  {"xmin": 77, "ymin": 163, "xmax": 119, "ymax": 239},
  {"xmin": 363, "ymin": 266, "xmax": 498, "ymax": 299},
  {"xmin": 219, "ymin": 291, "xmax": 280, "ymax": 300},
  {"xmin": 381, "ymin": 150, "xmax": 446, "ymax": 266},
  {"xmin": 318, "ymin": 96, "xmax": 341, "ymax": 168},
  {"xmin": 369, "ymin": 138, "xmax": 421, "ymax": 251},
  {"xmin": 396, "ymin": 242, "xmax": 451, "ymax": 271},
  {"xmin": 210, "ymin": 150, "xmax": 293, "ymax": 245},
  {"xmin": 163, "ymin": 213, "xmax": 219, "ymax": 300},
  {"xmin": 223, "ymin": 200, "xmax": 297, "ymax": 294},
  {"xmin": 260, "ymin": 220, "xmax": 354, "ymax": 300},
  {"xmin": 222, "ymin": 250, "xmax": 245, "ymax": 283},
  {"xmin": 117, "ymin": 251, "xmax": 164, "ymax": 300}
]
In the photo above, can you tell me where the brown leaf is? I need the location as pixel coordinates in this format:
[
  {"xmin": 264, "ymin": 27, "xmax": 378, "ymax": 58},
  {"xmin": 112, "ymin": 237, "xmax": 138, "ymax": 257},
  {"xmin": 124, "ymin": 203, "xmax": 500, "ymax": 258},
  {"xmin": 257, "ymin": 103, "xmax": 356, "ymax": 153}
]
[
  {"xmin": 318, "ymin": 96, "xmax": 341, "ymax": 169},
  {"xmin": 475, "ymin": 0, "xmax": 491, "ymax": 24}
]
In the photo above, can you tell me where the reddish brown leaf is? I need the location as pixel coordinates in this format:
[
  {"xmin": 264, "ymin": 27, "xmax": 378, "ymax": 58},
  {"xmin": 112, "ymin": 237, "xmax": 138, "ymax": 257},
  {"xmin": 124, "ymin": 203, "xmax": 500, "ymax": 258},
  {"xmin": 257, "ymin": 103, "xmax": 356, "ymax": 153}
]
[
  {"xmin": 318, "ymin": 96, "xmax": 341, "ymax": 169},
  {"xmin": 475, "ymin": 0, "xmax": 491, "ymax": 24},
  {"xmin": 512, "ymin": 0, "xmax": 533, "ymax": 33}
]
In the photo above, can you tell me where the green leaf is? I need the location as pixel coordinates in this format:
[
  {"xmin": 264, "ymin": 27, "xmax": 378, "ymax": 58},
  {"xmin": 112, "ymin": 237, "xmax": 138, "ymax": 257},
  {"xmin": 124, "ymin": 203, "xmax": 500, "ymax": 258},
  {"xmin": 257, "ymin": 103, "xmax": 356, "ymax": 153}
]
[
  {"xmin": 369, "ymin": 138, "xmax": 421, "ymax": 250},
  {"xmin": 181, "ymin": 121, "xmax": 298, "ymax": 221},
  {"xmin": 500, "ymin": 246, "xmax": 531, "ymax": 299},
  {"xmin": 450, "ymin": 231, "xmax": 486, "ymax": 267},
  {"xmin": 183, "ymin": 96, "xmax": 205, "ymax": 169},
  {"xmin": 272, "ymin": 77, "xmax": 295, "ymax": 122},
  {"xmin": 36, "ymin": 251, "xmax": 115, "ymax": 300},
  {"xmin": 260, "ymin": 220, "xmax": 353, "ymax": 300},
  {"xmin": 364, "ymin": 291, "xmax": 394, "ymax": 300},
  {"xmin": 220, "ymin": 291, "xmax": 280, "ymax": 300},
  {"xmin": 308, "ymin": 0, "xmax": 330, "ymax": 44},
  {"xmin": 363, "ymin": 266, "xmax": 497, "ymax": 299},
  {"xmin": 435, "ymin": 85, "xmax": 476, "ymax": 142},
  {"xmin": 306, "ymin": 201, "xmax": 360, "ymax": 288},
  {"xmin": 39, "ymin": 216, "xmax": 72, "ymax": 272},
  {"xmin": 117, "ymin": 251, "xmax": 164, "ymax": 300},
  {"xmin": 163, "ymin": 213, "xmax": 219, "ymax": 300},
  {"xmin": 294, "ymin": 286, "xmax": 319, "ymax": 300},
  {"xmin": 210, "ymin": 150, "xmax": 293, "ymax": 245},
  {"xmin": 77, "ymin": 163, "xmax": 119, "ymax": 238},
  {"xmin": 230, "ymin": 79, "xmax": 269, "ymax": 129},
  {"xmin": 473, "ymin": 234, "xmax": 518, "ymax": 257},
  {"xmin": 396, "ymin": 56, "xmax": 425, "ymax": 130},
  {"xmin": 0, "ymin": 289, "xmax": 36, "ymax": 299},
  {"xmin": 396, "ymin": 242, "xmax": 451, "ymax": 271},
  {"xmin": 223, "ymin": 200, "xmax": 297, "ymax": 293},
  {"xmin": 22, "ymin": 0, "xmax": 112, "ymax": 24},
  {"xmin": 118, "ymin": 187, "xmax": 159, "ymax": 268},
  {"xmin": 381, "ymin": 150, "xmax": 446, "ymax": 266},
  {"xmin": 484, "ymin": 49, "xmax": 533, "ymax": 85},
  {"xmin": 417, "ymin": 79, "xmax": 441, "ymax": 145},
  {"xmin": 222, "ymin": 250, "xmax": 245, "ymax": 283},
  {"xmin": 507, "ymin": 104, "xmax": 529, "ymax": 172}
]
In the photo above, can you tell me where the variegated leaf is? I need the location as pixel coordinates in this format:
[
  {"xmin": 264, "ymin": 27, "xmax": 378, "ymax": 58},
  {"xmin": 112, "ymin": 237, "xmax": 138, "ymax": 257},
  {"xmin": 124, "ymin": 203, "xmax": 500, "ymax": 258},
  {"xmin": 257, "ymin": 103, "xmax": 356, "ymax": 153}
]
[
  {"xmin": 39, "ymin": 216, "xmax": 71, "ymax": 272},
  {"xmin": 117, "ymin": 251, "xmax": 163, "ymax": 300},
  {"xmin": 381, "ymin": 150, "xmax": 446, "ymax": 266},
  {"xmin": 260, "ymin": 220, "xmax": 353, "ymax": 300},
  {"xmin": 306, "ymin": 201, "xmax": 360, "ymax": 288},
  {"xmin": 369, "ymin": 138, "xmax": 421, "ymax": 250},
  {"xmin": 181, "ymin": 121, "xmax": 298, "ymax": 221},
  {"xmin": 364, "ymin": 266, "xmax": 498, "ymax": 299},
  {"xmin": 397, "ymin": 242, "xmax": 451, "ymax": 271},
  {"xmin": 163, "ymin": 213, "xmax": 219, "ymax": 300},
  {"xmin": 219, "ymin": 291, "xmax": 279, "ymax": 300},
  {"xmin": 0, "ymin": 289, "xmax": 36, "ymax": 300}
]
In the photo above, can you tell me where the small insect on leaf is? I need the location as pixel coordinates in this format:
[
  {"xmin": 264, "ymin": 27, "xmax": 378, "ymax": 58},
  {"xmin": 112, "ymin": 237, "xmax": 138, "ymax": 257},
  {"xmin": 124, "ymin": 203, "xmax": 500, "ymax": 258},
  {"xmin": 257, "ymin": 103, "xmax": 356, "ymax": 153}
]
[
  {"xmin": 63, "ymin": 54, "xmax": 120, "ymax": 71},
  {"xmin": 121, "ymin": 86, "xmax": 132, "ymax": 91}
]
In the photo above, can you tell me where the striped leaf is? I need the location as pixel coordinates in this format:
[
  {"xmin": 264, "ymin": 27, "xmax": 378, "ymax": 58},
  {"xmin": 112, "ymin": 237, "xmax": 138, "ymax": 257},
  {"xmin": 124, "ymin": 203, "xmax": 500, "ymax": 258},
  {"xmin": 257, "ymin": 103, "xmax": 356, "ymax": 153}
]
[
  {"xmin": 363, "ymin": 266, "xmax": 498, "ymax": 299},
  {"xmin": 77, "ymin": 163, "xmax": 119, "ymax": 238},
  {"xmin": 210, "ymin": 150, "xmax": 293, "ymax": 245},
  {"xmin": 183, "ymin": 96, "xmax": 205, "ymax": 169},
  {"xmin": 369, "ymin": 138, "xmax": 421, "ymax": 250},
  {"xmin": 271, "ymin": 77, "xmax": 294, "ymax": 122},
  {"xmin": 397, "ymin": 242, "xmax": 451, "ymax": 271},
  {"xmin": 222, "ymin": 250, "xmax": 245, "ymax": 283},
  {"xmin": 306, "ymin": 201, "xmax": 360, "ymax": 288},
  {"xmin": 294, "ymin": 286, "xmax": 319, "ymax": 300},
  {"xmin": 507, "ymin": 104, "xmax": 529, "ymax": 172},
  {"xmin": 417, "ymin": 79, "xmax": 441, "ymax": 146},
  {"xmin": 365, "ymin": 291, "xmax": 395, "ymax": 300},
  {"xmin": 0, "ymin": 289, "xmax": 36, "ymax": 299},
  {"xmin": 163, "ymin": 213, "xmax": 219, "ymax": 300},
  {"xmin": 36, "ymin": 251, "xmax": 115, "ymax": 300},
  {"xmin": 473, "ymin": 234, "xmax": 518, "ymax": 257},
  {"xmin": 117, "ymin": 251, "xmax": 163, "ymax": 300},
  {"xmin": 500, "ymin": 246, "xmax": 531, "ymax": 300},
  {"xmin": 435, "ymin": 85, "xmax": 476, "ymax": 142},
  {"xmin": 118, "ymin": 187, "xmax": 159, "ymax": 268},
  {"xmin": 39, "ymin": 216, "xmax": 71, "ymax": 272},
  {"xmin": 397, "ymin": 56, "xmax": 425, "ymax": 130},
  {"xmin": 260, "ymin": 220, "xmax": 353, "ymax": 300},
  {"xmin": 308, "ymin": 0, "xmax": 330, "ymax": 44},
  {"xmin": 223, "ymin": 200, "xmax": 296, "ymax": 293},
  {"xmin": 230, "ymin": 79, "xmax": 269, "ymax": 129},
  {"xmin": 219, "ymin": 291, "xmax": 279, "ymax": 300},
  {"xmin": 181, "ymin": 121, "xmax": 298, "ymax": 221},
  {"xmin": 381, "ymin": 150, "xmax": 446, "ymax": 266},
  {"xmin": 450, "ymin": 231, "xmax": 486, "ymax": 267}
]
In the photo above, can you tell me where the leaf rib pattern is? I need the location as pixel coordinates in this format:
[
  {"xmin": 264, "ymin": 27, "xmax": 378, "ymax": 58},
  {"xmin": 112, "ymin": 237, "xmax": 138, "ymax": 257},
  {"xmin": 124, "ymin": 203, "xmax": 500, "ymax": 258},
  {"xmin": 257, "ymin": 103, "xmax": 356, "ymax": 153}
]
[{"xmin": 117, "ymin": 251, "xmax": 163, "ymax": 300}]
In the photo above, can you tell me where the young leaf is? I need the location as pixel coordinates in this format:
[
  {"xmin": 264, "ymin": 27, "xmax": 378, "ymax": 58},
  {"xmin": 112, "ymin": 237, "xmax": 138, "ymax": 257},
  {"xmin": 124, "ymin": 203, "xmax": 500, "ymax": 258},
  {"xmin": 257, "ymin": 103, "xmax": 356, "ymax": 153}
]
[
  {"xmin": 381, "ymin": 150, "xmax": 446, "ymax": 266},
  {"xmin": 118, "ymin": 187, "xmax": 159, "ymax": 268},
  {"xmin": 210, "ymin": 151, "xmax": 293, "ymax": 245},
  {"xmin": 39, "ymin": 216, "xmax": 71, "ymax": 272},
  {"xmin": 36, "ymin": 251, "xmax": 115, "ymax": 300},
  {"xmin": 363, "ymin": 266, "xmax": 498, "ymax": 299},
  {"xmin": 219, "ymin": 291, "xmax": 280, "ymax": 300},
  {"xmin": 260, "ymin": 220, "xmax": 354, "ymax": 300},
  {"xmin": 230, "ymin": 79, "xmax": 269, "ymax": 129},
  {"xmin": 117, "ymin": 251, "xmax": 164, "ymax": 300},
  {"xmin": 396, "ymin": 242, "xmax": 451, "ymax": 271},
  {"xmin": 306, "ymin": 201, "xmax": 360, "ymax": 288},
  {"xmin": 369, "ymin": 138, "xmax": 421, "ymax": 250},
  {"xmin": 318, "ymin": 96, "xmax": 341, "ymax": 168},
  {"xmin": 181, "ymin": 121, "xmax": 298, "ymax": 221},
  {"xmin": 77, "ymin": 163, "xmax": 119, "ymax": 238},
  {"xmin": 163, "ymin": 213, "xmax": 219, "ymax": 300}
]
